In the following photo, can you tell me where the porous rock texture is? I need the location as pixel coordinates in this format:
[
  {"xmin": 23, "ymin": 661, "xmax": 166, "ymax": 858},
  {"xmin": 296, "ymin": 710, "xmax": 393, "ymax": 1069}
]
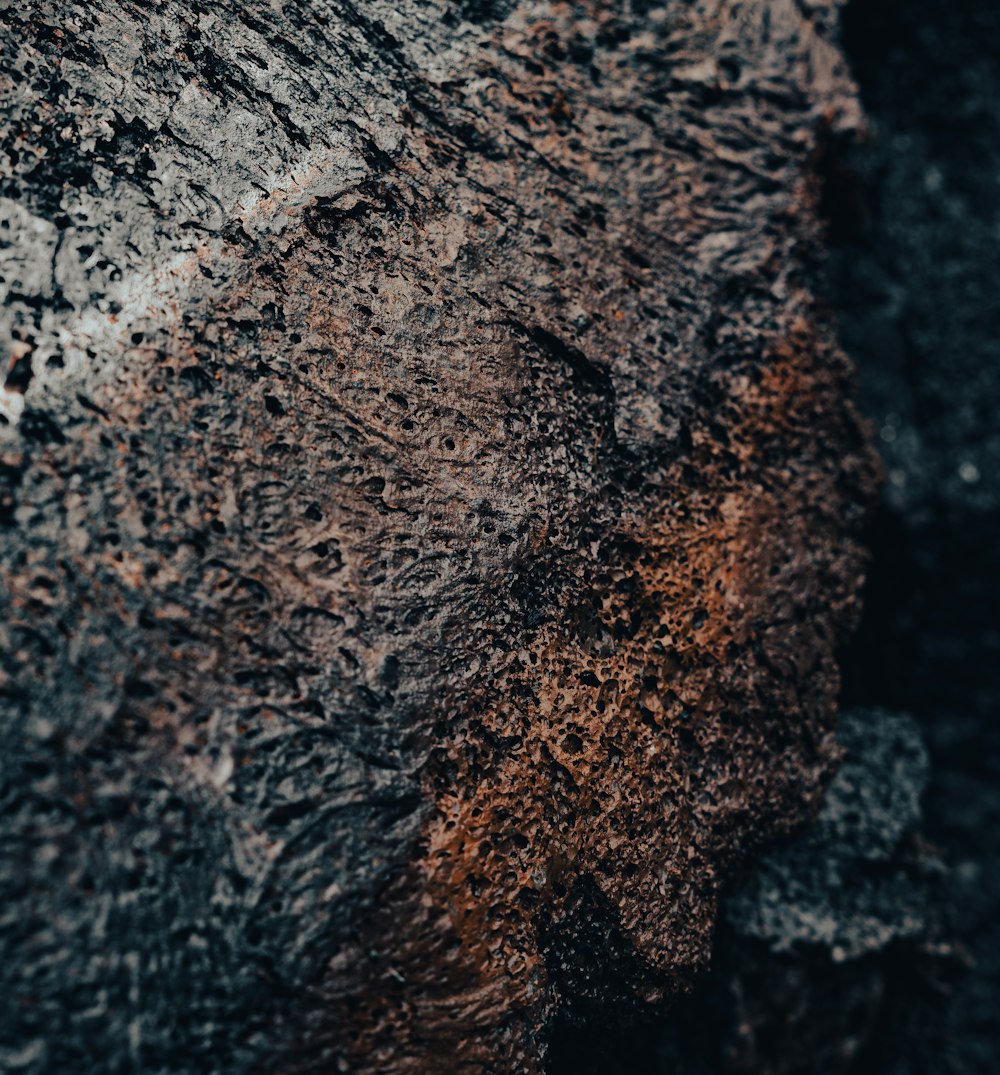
[
  {"xmin": 0, "ymin": 2, "xmax": 876, "ymax": 1072},
  {"xmin": 551, "ymin": 708, "xmax": 948, "ymax": 1075},
  {"xmin": 693, "ymin": 708, "xmax": 946, "ymax": 1075}
]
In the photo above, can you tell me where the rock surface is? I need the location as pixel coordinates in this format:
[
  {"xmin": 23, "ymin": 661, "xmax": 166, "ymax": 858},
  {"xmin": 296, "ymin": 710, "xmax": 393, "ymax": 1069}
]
[
  {"xmin": 0, "ymin": 3, "xmax": 877, "ymax": 1072},
  {"xmin": 725, "ymin": 708, "xmax": 932, "ymax": 962},
  {"xmin": 512, "ymin": 0, "xmax": 1000, "ymax": 1068},
  {"xmin": 548, "ymin": 708, "xmax": 948, "ymax": 1075}
]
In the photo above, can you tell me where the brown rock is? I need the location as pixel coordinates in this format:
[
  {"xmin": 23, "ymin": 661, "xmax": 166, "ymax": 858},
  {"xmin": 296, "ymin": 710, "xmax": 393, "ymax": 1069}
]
[{"xmin": 0, "ymin": 2, "xmax": 876, "ymax": 1072}]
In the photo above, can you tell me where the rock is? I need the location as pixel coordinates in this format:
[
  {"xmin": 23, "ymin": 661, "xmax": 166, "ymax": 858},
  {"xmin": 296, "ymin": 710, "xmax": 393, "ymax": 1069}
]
[
  {"xmin": 548, "ymin": 710, "xmax": 949, "ymax": 1075},
  {"xmin": 0, "ymin": 2, "xmax": 876, "ymax": 1071},
  {"xmin": 560, "ymin": 709, "xmax": 947, "ymax": 1075},
  {"xmin": 726, "ymin": 708, "xmax": 933, "ymax": 962}
]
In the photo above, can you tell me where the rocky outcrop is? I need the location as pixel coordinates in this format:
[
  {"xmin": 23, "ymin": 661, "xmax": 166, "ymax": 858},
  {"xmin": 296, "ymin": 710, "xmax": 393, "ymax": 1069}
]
[
  {"xmin": 726, "ymin": 708, "xmax": 934, "ymax": 963},
  {"xmin": 0, "ymin": 3, "xmax": 876, "ymax": 1072}
]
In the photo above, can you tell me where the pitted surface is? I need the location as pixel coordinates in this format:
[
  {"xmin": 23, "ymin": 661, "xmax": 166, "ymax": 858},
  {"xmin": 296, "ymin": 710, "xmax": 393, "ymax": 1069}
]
[{"xmin": 1, "ymin": 3, "xmax": 875, "ymax": 1072}]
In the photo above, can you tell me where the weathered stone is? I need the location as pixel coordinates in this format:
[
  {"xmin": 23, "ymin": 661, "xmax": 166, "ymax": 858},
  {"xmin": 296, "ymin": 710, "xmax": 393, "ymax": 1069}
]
[
  {"xmin": 726, "ymin": 708, "xmax": 933, "ymax": 962},
  {"xmin": 0, "ymin": 3, "xmax": 876, "ymax": 1072},
  {"xmin": 699, "ymin": 709, "xmax": 948, "ymax": 1075},
  {"xmin": 551, "ymin": 710, "xmax": 949, "ymax": 1075}
]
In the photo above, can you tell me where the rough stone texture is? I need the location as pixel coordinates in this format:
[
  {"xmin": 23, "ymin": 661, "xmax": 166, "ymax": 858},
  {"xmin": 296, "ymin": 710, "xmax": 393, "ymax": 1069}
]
[
  {"xmin": 0, "ymin": 3, "xmax": 877, "ymax": 1072},
  {"xmin": 694, "ymin": 710, "xmax": 947, "ymax": 1075},
  {"xmin": 724, "ymin": 708, "xmax": 933, "ymax": 962},
  {"xmin": 552, "ymin": 0, "xmax": 1000, "ymax": 1068},
  {"xmin": 547, "ymin": 709, "xmax": 950, "ymax": 1075}
]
